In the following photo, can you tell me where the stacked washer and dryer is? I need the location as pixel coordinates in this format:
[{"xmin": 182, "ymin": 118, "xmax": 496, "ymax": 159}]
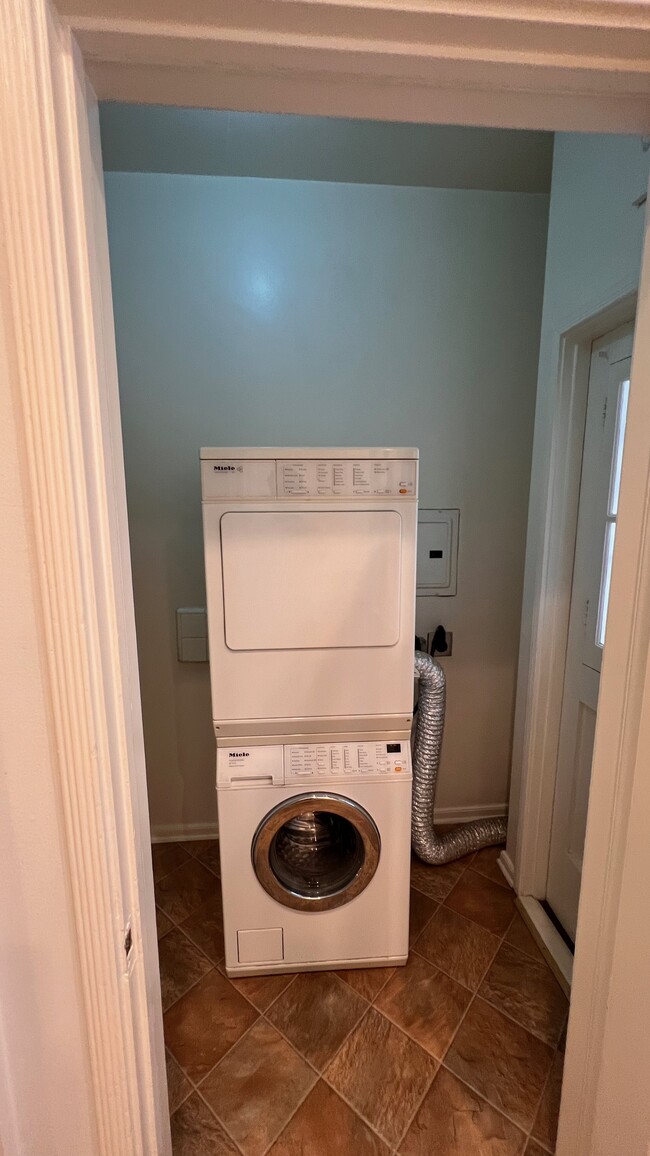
[{"xmin": 201, "ymin": 447, "xmax": 418, "ymax": 977}]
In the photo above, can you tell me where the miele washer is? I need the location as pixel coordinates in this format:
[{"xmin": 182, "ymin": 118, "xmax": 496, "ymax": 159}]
[{"xmin": 215, "ymin": 739, "xmax": 412, "ymax": 977}]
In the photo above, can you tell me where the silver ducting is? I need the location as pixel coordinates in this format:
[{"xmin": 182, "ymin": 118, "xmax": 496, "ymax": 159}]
[{"xmin": 412, "ymin": 650, "xmax": 507, "ymax": 864}]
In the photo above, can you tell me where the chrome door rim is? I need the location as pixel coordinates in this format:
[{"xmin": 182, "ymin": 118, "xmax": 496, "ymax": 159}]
[{"xmin": 252, "ymin": 792, "xmax": 381, "ymax": 912}]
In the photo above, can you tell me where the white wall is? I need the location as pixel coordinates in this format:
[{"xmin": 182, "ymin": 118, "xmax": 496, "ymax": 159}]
[
  {"xmin": 508, "ymin": 133, "xmax": 650, "ymax": 867},
  {"xmin": 104, "ymin": 173, "xmax": 548, "ymax": 835}
]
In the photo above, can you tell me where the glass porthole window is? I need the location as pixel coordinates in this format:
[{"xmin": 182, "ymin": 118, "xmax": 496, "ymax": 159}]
[{"xmin": 252, "ymin": 794, "xmax": 381, "ymax": 912}]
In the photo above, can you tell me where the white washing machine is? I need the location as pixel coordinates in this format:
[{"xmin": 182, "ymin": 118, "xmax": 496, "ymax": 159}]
[
  {"xmin": 201, "ymin": 447, "xmax": 418, "ymax": 975},
  {"xmin": 216, "ymin": 739, "xmax": 412, "ymax": 976}
]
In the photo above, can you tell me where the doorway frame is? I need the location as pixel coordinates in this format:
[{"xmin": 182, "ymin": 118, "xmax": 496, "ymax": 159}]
[
  {"xmin": 513, "ymin": 297, "xmax": 637, "ymax": 903},
  {"xmin": 0, "ymin": 3, "xmax": 169, "ymax": 1154},
  {"xmin": 2, "ymin": 2, "xmax": 650, "ymax": 1154}
]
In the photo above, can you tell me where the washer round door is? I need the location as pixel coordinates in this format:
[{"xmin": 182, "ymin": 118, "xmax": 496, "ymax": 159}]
[{"xmin": 252, "ymin": 792, "xmax": 381, "ymax": 912}]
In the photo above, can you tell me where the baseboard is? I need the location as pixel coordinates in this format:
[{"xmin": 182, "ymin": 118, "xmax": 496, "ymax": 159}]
[
  {"xmin": 151, "ymin": 822, "xmax": 219, "ymax": 844},
  {"xmin": 518, "ymin": 895, "xmax": 573, "ymax": 996},
  {"xmin": 434, "ymin": 803, "xmax": 508, "ymax": 826},
  {"xmin": 151, "ymin": 805, "xmax": 507, "ymax": 843},
  {"xmin": 497, "ymin": 849, "xmax": 515, "ymax": 888}
]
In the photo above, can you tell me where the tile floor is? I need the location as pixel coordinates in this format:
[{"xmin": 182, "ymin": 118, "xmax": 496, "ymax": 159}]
[{"xmin": 154, "ymin": 839, "xmax": 569, "ymax": 1156}]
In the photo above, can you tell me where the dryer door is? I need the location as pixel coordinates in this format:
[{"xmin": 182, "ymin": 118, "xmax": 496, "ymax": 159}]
[
  {"xmin": 252, "ymin": 793, "xmax": 381, "ymax": 912},
  {"xmin": 220, "ymin": 509, "xmax": 402, "ymax": 650}
]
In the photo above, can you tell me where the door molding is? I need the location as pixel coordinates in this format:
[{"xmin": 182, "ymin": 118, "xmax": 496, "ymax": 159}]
[
  {"xmin": 514, "ymin": 295, "xmax": 637, "ymax": 903},
  {"xmin": 557, "ymin": 246, "xmax": 650, "ymax": 1152},
  {"xmin": 57, "ymin": 0, "xmax": 650, "ymax": 132},
  {"xmin": 545, "ymin": 328, "xmax": 632, "ymax": 940},
  {"xmin": 0, "ymin": 1, "xmax": 168, "ymax": 1152},
  {"xmin": 2, "ymin": 0, "xmax": 650, "ymax": 1153}
]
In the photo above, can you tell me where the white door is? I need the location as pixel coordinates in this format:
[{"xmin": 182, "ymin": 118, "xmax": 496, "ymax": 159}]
[{"xmin": 546, "ymin": 323, "xmax": 634, "ymax": 940}]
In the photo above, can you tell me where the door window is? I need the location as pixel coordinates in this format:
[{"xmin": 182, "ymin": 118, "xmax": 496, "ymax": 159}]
[{"xmin": 596, "ymin": 376, "xmax": 630, "ymax": 649}]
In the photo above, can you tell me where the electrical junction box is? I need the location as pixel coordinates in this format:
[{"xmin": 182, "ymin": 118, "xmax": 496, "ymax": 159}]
[{"xmin": 416, "ymin": 510, "xmax": 459, "ymax": 596}]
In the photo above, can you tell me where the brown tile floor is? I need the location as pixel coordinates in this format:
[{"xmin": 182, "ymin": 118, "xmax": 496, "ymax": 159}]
[{"xmin": 154, "ymin": 839, "xmax": 568, "ymax": 1156}]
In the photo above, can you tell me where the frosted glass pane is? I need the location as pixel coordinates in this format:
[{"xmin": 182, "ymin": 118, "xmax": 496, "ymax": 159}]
[
  {"xmin": 608, "ymin": 378, "xmax": 630, "ymax": 518},
  {"xmin": 596, "ymin": 522, "xmax": 616, "ymax": 649}
]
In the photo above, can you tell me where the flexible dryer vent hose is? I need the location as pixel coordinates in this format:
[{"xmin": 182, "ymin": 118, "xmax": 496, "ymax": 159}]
[{"xmin": 412, "ymin": 650, "xmax": 507, "ymax": 864}]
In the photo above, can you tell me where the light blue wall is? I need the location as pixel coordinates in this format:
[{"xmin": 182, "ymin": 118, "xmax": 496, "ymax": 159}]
[
  {"xmin": 509, "ymin": 133, "xmax": 650, "ymax": 864},
  {"xmin": 104, "ymin": 173, "xmax": 549, "ymax": 833}
]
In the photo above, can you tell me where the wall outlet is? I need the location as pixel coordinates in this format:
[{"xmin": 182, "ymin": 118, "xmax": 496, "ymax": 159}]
[{"xmin": 427, "ymin": 629, "xmax": 453, "ymax": 657}]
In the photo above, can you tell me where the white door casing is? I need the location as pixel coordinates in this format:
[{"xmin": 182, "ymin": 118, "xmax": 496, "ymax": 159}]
[
  {"xmin": 546, "ymin": 325, "xmax": 634, "ymax": 940},
  {"xmin": 556, "ymin": 195, "xmax": 650, "ymax": 1155},
  {"xmin": 0, "ymin": 0, "xmax": 169, "ymax": 1152},
  {"xmin": 55, "ymin": 0, "xmax": 650, "ymax": 133}
]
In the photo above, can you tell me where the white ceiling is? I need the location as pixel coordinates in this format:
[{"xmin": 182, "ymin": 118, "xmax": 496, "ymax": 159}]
[{"xmin": 99, "ymin": 105, "xmax": 553, "ymax": 192}]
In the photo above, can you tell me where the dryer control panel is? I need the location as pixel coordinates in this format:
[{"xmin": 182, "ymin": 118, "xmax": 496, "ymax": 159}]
[
  {"xmin": 217, "ymin": 740, "xmax": 412, "ymax": 787},
  {"xmin": 200, "ymin": 450, "xmax": 418, "ymax": 501},
  {"xmin": 277, "ymin": 459, "xmax": 416, "ymax": 498}
]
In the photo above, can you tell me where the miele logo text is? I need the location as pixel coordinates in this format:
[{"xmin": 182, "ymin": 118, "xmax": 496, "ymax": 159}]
[
  {"xmin": 214, "ymin": 465, "xmax": 236, "ymax": 472},
  {"xmin": 229, "ymin": 752, "xmax": 250, "ymax": 758}
]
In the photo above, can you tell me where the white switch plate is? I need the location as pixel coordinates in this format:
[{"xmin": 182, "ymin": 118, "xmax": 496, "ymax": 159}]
[
  {"xmin": 417, "ymin": 510, "xmax": 459, "ymax": 596},
  {"xmin": 177, "ymin": 608, "xmax": 208, "ymax": 662}
]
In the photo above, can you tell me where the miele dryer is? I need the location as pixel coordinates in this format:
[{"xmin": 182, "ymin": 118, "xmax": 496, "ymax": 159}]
[
  {"xmin": 215, "ymin": 739, "xmax": 413, "ymax": 976},
  {"xmin": 201, "ymin": 448, "xmax": 418, "ymax": 741}
]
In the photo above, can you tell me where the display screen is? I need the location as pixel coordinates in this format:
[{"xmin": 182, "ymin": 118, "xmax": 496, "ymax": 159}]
[{"xmin": 386, "ymin": 743, "xmax": 401, "ymax": 753}]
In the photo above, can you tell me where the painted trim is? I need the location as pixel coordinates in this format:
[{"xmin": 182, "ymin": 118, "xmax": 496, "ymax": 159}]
[
  {"xmin": 557, "ymin": 226, "xmax": 650, "ymax": 1152},
  {"xmin": 0, "ymin": 2, "xmax": 168, "ymax": 1153},
  {"xmin": 497, "ymin": 850, "xmax": 515, "ymax": 889},
  {"xmin": 59, "ymin": 41, "xmax": 171, "ymax": 1156},
  {"xmin": 152, "ymin": 823, "xmax": 220, "ymax": 844},
  {"xmin": 513, "ymin": 295, "xmax": 637, "ymax": 900},
  {"xmin": 435, "ymin": 804, "xmax": 508, "ymax": 826},
  {"xmin": 61, "ymin": 1, "xmax": 650, "ymax": 132},
  {"xmin": 518, "ymin": 896, "xmax": 573, "ymax": 996}
]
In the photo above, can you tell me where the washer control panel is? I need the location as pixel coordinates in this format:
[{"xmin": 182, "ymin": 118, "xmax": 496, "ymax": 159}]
[
  {"xmin": 217, "ymin": 741, "xmax": 411, "ymax": 786},
  {"xmin": 286, "ymin": 741, "xmax": 410, "ymax": 781}
]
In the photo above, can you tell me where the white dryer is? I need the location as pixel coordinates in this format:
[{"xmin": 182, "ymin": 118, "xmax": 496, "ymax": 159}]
[
  {"xmin": 216, "ymin": 739, "xmax": 412, "ymax": 975},
  {"xmin": 201, "ymin": 447, "xmax": 418, "ymax": 742}
]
